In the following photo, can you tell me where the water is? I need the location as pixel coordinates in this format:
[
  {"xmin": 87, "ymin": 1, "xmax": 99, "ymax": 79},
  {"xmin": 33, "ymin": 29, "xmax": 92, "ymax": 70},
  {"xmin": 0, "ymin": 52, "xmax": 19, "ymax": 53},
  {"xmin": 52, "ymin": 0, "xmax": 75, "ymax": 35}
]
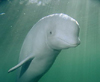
[{"xmin": 0, "ymin": 0, "xmax": 100, "ymax": 82}]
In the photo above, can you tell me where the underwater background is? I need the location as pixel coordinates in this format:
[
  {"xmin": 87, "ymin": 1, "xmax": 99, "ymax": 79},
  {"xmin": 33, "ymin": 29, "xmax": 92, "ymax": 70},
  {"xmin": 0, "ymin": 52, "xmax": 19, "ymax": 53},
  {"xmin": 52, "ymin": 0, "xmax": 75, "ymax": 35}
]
[{"xmin": 0, "ymin": 0, "xmax": 100, "ymax": 82}]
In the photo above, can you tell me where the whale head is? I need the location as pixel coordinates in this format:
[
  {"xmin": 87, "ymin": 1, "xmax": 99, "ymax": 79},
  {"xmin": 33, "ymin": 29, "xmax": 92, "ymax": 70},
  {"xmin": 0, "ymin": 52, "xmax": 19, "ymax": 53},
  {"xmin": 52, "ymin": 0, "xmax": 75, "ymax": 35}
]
[{"xmin": 46, "ymin": 13, "xmax": 80, "ymax": 50}]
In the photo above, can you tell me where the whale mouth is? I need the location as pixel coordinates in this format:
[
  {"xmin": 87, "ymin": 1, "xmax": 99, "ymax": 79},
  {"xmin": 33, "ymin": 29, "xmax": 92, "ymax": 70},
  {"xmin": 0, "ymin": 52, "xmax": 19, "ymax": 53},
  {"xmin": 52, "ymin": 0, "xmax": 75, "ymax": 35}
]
[{"xmin": 57, "ymin": 37, "xmax": 78, "ymax": 47}]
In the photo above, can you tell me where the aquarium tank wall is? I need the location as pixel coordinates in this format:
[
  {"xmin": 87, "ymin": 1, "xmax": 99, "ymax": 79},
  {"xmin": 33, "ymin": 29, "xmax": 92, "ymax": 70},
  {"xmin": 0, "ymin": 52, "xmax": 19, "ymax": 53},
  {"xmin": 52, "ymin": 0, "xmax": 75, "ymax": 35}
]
[{"xmin": 0, "ymin": 0, "xmax": 100, "ymax": 82}]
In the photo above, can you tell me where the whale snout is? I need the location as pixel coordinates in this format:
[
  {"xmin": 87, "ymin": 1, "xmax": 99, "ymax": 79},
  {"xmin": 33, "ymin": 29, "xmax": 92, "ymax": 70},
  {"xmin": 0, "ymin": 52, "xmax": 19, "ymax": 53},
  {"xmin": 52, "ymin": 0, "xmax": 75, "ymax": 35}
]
[
  {"xmin": 70, "ymin": 39, "xmax": 80, "ymax": 47},
  {"xmin": 55, "ymin": 36, "xmax": 80, "ymax": 49},
  {"xmin": 67, "ymin": 37, "xmax": 80, "ymax": 47}
]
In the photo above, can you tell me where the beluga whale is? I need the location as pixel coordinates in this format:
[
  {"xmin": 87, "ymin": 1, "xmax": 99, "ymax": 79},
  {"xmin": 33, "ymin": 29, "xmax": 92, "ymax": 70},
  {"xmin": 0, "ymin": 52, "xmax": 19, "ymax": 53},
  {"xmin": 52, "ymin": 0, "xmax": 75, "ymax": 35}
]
[{"xmin": 8, "ymin": 13, "xmax": 80, "ymax": 82}]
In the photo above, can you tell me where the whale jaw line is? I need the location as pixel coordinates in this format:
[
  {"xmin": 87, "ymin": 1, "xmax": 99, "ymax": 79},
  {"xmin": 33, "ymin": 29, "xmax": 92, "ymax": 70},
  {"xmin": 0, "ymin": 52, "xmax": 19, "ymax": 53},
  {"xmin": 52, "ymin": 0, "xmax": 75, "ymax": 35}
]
[{"xmin": 57, "ymin": 37, "xmax": 80, "ymax": 48}]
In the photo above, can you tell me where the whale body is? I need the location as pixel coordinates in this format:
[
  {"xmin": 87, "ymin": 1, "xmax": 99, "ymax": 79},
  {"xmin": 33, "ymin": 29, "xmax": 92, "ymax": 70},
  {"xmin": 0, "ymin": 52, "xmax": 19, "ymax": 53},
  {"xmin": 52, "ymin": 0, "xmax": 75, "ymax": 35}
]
[{"xmin": 8, "ymin": 13, "xmax": 80, "ymax": 82}]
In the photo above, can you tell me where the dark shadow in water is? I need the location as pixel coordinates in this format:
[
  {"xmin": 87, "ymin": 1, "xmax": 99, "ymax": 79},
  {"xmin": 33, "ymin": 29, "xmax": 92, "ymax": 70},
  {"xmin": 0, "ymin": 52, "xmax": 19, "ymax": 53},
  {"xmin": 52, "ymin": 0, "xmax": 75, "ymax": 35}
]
[
  {"xmin": 0, "ymin": 0, "xmax": 7, "ymax": 2},
  {"xmin": 0, "ymin": 0, "xmax": 7, "ymax": 4},
  {"xmin": 91, "ymin": 0, "xmax": 100, "ymax": 5},
  {"xmin": 0, "ymin": 0, "xmax": 13, "ymax": 4},
  {"xmin": 91, "ymin": 0, "xmax": 100, "ymax": 2},
  {"xmin": 0, "ymin": 0, "xmax": 8, "ymax": 1},
  {"xmin": 96, "ymin": 0, "xmax": 100, "ymax": 1}
]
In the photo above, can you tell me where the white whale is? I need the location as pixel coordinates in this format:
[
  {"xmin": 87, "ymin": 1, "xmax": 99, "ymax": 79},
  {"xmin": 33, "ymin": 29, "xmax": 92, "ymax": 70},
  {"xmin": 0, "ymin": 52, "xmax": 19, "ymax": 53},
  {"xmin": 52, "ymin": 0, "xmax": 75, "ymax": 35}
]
[{"xmin": 8, "ymin": 13, "xmax": 80, "ymax": 82}]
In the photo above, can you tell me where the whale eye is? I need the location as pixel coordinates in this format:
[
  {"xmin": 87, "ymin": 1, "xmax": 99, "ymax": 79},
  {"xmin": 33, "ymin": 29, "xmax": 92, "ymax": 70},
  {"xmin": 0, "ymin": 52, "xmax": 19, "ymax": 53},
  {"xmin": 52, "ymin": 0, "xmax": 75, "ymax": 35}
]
[{"xmin": 50, "ymin": 31, "xmax": 52, "ymax": 34}]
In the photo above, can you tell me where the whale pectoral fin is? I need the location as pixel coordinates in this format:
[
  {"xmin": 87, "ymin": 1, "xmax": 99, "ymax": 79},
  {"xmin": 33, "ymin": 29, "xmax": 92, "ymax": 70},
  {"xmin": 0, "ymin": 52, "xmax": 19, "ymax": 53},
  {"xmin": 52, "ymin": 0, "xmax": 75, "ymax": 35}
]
[{"xmin": 8, "ymin": 55, "xmax": 34, "ymax": 73}]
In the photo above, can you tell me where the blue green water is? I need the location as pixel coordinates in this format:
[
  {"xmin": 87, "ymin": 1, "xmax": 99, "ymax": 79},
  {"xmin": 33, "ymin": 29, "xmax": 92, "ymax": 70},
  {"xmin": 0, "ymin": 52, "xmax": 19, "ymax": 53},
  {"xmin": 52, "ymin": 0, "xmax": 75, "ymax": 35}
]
[{"xmin": 0, "ymin": 0, "xmax": 100, "ymax": 82}]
